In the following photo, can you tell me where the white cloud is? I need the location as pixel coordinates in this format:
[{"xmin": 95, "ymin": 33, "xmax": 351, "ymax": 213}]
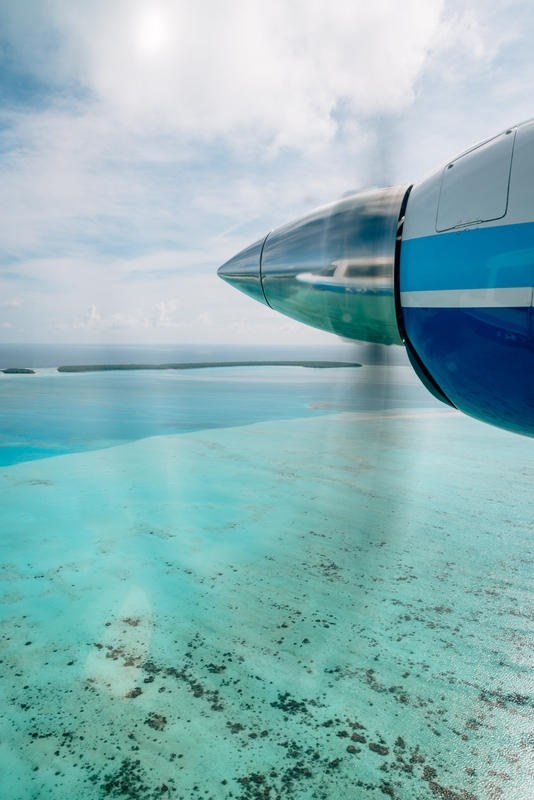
[
  {"xmin": 61, "ymin": 300, "xmax": 188, "ymax": 332},
  {"xmin": 0, "ymin": 298, "xmax": 23, "ymax": 308},
  {"xmin": 0, "ymin": 322, "xmax": 13, "ymax": 329},
  {"xmin": 153, "ymin": 299, "xmax": 187, "ymax": 328},
  {"xmin": 0, "ymin": 1, "xmax": 532, "ymax": 345},
  {"xmin": 71, "ymin": 304, "xmax": 150, "ymax": 330},
  {"xmin": 3, "ymin": 0, "xmax": 446, "ymax": 150},
  {"xmin": 197, "ymin": 312, "xmax": 214, "ymax": 327}
]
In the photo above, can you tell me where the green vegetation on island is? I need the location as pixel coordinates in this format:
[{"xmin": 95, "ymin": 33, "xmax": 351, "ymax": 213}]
[
  {"xmin": 57, "ymin": 361, "xmax": 361, "ymax": 373},
  {"xmin": 1, "ymin": 367, "xmax": 35, "ymax": 374}
]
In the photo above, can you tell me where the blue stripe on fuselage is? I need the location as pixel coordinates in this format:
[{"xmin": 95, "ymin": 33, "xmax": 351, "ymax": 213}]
[
  {"xmin": 402, "ymin": 306, "xmax": 534, "ymax": 436},
  {"xmin": 400, "ymin": 221, "xmax": 534, "ymax": 293}
]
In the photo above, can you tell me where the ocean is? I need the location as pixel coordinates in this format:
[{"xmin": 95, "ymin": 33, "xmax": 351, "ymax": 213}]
[{"xmin": 0, "ymin": 344, "xmax": 533, "ymax": 799}]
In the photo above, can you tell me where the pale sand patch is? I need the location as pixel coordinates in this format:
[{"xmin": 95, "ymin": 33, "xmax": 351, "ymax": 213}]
[
  {"xmin": 85, "ymin": 586, "xmax": 152, "ymax": 699},
  {"xmin": 329, "ymin": 407, "xmax": 462, "ymax": 422}
]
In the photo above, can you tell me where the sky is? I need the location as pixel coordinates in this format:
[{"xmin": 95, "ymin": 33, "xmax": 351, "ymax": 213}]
[{"xmin": 0, "ymin": 0, "xmax": 533, "ymax": 345}]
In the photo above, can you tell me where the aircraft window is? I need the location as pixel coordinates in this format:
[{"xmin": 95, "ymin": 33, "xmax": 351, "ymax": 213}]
[
  {"xmin": 343, "ymin": 264, "xmax": 390, "ymax": 278},
  {"xmin": 345, "ymin": 265, "xmax": 364, "ymax": 277},
  {"xmin": 436, "ymin": 128, "xmax": 516, "ymax": 231}
]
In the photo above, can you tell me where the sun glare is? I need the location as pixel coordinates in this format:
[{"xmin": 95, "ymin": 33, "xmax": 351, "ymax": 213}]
[{"xmin": 134, "ymin": 8, "xmax": 170, "ymax": 56}]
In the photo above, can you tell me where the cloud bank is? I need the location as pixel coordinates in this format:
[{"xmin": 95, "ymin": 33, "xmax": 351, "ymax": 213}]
[
  {"xmin": 0, "ymin": 0, "xmax": 529, "ymax": 343},
  {"xmin": 3, "ymin": 0, "xmax": 446, "ymax": 147}
]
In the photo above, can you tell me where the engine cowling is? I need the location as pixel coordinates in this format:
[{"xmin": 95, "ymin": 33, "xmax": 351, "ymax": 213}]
[
  {"xmin": 218, "ymin": 119, "xmax": 534, "ymax": 437},
  {"xmin": 218, "ymin": 186, "xmax": 407, "ymax": 345}
]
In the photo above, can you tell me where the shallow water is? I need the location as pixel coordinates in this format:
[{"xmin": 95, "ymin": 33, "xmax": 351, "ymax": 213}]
[
  {"xmin": 0, "ymin": 364, "xmax": 435, "ymax": 467},
  {"xmin": 1, "ymin": 364, "xmax": 534, "ymax": 800}
]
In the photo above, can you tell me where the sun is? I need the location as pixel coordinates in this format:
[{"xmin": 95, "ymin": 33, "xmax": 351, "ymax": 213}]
[{"xmin": 134, "ymin": 7, "xmax": 170, "ymax": 56}]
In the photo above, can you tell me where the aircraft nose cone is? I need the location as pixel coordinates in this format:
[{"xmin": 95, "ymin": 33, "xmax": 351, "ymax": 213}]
[{"xmin": 217, "ymin": 235, "xmax": 269, "ymax": 306}]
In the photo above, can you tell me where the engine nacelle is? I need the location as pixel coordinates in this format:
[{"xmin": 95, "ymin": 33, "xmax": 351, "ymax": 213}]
[
  {"xmin": 218, "ymin": 186, "xmax": 408, "ymax": 346},
  {"xmin": 218, "ymin": 119, "xmax": 534, "ymax": 437}
]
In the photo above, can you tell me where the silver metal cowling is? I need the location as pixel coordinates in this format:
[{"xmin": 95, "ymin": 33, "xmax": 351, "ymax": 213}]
[
  {"xmin": 259, "ymin": 185, "xmax": 410, "ymax": 344},
  {"xmin": 217, "ymin": 235, "xmax": 270, "ymax": 306}
]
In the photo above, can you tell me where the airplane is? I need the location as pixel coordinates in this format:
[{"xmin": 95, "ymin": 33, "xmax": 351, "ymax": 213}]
[{"xmin": 218, "ymin": 120, "xmax": 534, "ymax": 437}]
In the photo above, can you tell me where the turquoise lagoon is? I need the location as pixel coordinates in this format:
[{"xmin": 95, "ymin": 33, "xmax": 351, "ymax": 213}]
[{"xmin": 1, "ymin": 358, "xmax": 534, "ymax": 800}]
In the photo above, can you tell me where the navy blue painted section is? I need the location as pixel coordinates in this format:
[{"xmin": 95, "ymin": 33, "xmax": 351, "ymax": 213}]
[
  {"xmin": 401, "ymin": 222, "xmax": 534, "ymax": 292},
  {"xmin": 403, "ymin": 306, "xmax": 534, "ymax": 436}
]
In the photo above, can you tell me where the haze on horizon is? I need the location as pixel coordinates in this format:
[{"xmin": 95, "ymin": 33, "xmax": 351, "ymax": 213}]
[{"xmin": 0, "ymin": 0, "xmax": 533, "ymax": 345}]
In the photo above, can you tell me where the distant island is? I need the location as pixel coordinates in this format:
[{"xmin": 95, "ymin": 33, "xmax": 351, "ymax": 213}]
[
  {"xmin": 1, "ymin": 367, "xmax": 35, "ymax": 374},
  {"xmin": 57, "ymin": 361, "xmax": 362, "ymax": 373}
]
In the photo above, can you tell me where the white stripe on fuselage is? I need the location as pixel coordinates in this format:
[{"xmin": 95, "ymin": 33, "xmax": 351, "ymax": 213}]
[{"xmin": 400, "ymin": 287, "xmax": 533, "ymax": 308}]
